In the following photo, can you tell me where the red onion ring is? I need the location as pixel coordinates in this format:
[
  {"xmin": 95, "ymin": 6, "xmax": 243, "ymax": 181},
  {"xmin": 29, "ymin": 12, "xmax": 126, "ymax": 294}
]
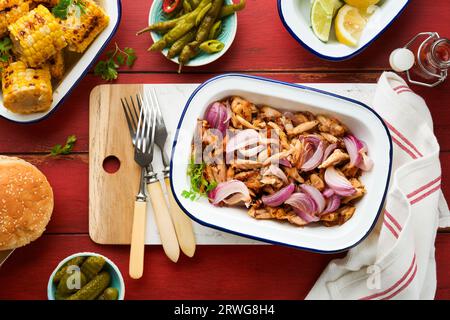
[
  {"xmin": 324, "ymin": 166, "xmax": 355, "ymax": 197},
  {"xmin": 301, "ymin": 137, "xmax": 325, "ymax": 171},
  {"xmin": 263, "ymin": 164, "xmax": 289, "ymax": 183},
  {"xmin": 209, "ymin": 180, "xmax": 251, "ymax": 207},
  {"xmin": 323, "ymin": 143, "xmax": 337, "ymax": 161},
  {"xmin": 300, "ymin": 184, "xmax": 326, "ymax": 213},
  {"xmin": 262, "ymin": 183, "xmax": 295, "ymax": 207},
  {"xmin": 204, "ymin": 102, "xmax": 230, "ymax": 135},
  {"xmin": 285, "ymin": 192, "xmax": 320, "ymax": 223},
  {"xmin": 322, "ymin": 195, "xmax": 341, "ymax": 214},
  {"xmin": 322, "ymin": 188, "xmax": 335, "ymax": 198}
]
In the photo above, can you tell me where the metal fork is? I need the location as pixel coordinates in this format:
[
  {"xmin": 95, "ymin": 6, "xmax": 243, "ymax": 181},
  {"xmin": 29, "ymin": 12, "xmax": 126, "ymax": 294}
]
[
  {"xmin": 122, "ymin": 95, "xmax": 180, "ymax": 278},
  {"xmin": 148, "ymin": 89, "xmax": 196, "ymax": 258}
]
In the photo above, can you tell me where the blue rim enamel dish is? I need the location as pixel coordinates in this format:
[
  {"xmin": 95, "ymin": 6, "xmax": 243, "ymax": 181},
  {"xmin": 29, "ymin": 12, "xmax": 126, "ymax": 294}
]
[
  {"xmin": 148, "ymin": 0, "xmax": 237, "ymax": 67},
  {"xmin": 170, "ymin": 74, "xmax": 392, "ymax": 253},
  {"xmin": 0, "ymin": 0, "xmax": 122, "ymax": 124},
  {"xmin": 277, "ymin": 0, "xmax": 410, "ymax": 61}
]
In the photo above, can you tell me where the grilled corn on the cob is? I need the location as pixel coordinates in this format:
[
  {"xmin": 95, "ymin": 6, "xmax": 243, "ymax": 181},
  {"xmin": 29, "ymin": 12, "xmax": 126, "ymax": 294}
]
[
  {"xmin": 9, "ymin": 4, "xmax": 67, "ymax": 67},
  {"xmin": 31, "ymin": 0, "xmax": 59, "ymax": 7},
  {"xmin": 60, "ymin": 0, "xmax": 109, "ymax": 53},
  {"xmin": 0, "ymin": 0, "xmax": 30, "ymax": 37},
  {"xmin": 48, "ymin": 49, "xmax": 64, "ymax": 79},
  {"xmin": 2, "ymin": 61, "xmax": 53, "ymax": 114}
]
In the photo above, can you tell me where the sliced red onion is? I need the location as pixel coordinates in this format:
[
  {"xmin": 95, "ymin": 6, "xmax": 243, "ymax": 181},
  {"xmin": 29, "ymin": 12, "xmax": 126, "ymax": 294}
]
[
  {"xmin": 279, "ymin": 158, "xmax": 292, "ymax": 168},
  {"xmin": 359, "ymin": 152, "xmax": 374, "ymax": 171},
  {"xmin": 322, "ymin": 195, "xmax": 341, "ymax": 214},
  {"xmin": 263, "ymin": 164, "xmax": 289, "ymax": 183},
  {"xmin": 343, "ymin": 135, "xmax": 364, "ymax": 167},
  {"xmin": 262, "ymin": 183, "xmax": 295, "ymax": 207},
  {"xmin": 226, "ymin": 129, "xmax": 260, "ymax": 154},
  {"xmin": 301, "ymin": 137, "xmax": 325, "ymax": 171},
  {"xmin": 324, "ymin": 166, "xmax": 356, "ymax": 197},
  {"xmin": 285, "ymin": 193, "xmax": 319, "ymax": 223},
  {"xmin": 300, "ymin": 184, "xmax": 326, "ymax": 213},
  {"xmin": 322, "ymin": 188, "xmax": 335, "ymax": 198},
  {"xmin": 323, "ymin": 143, "xmax": 337, "ymax": 161},
  {"xmin": 208, "ymin": 180, "xmax": 251, "ymax": 207},
  {"xmin": 204, "ymin": 102, "xmax": 230, "ymax": 135}
]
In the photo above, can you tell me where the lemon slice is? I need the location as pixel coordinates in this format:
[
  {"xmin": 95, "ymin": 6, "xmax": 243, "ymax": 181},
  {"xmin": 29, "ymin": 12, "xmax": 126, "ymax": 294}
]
[
  {"xmin": 344, "ymin": 0, "xmax": 379, "ymax": 8},
  {"xmin": 311, "ymin": 0, "xmax": 336, "ymax": 42},
  {"xmin": 335, "ymin": 4, "xmax": 367, "ymax": 47}
]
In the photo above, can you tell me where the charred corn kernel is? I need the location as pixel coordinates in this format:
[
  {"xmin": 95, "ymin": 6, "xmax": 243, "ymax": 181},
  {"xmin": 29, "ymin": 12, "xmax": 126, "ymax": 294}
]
[
  {"xmin": 60, "ymin": 0, "xmax": 109, "ymax": 53},
  {"xmin": 48, "ymin": 50, "xmax": 64, "ymax": 79},
  {"xmin": 2, "ymin": 61, "xmax": 53, "ymax": 114},
  {"xmin": 0, "ymin": 0, "xmax": 30, "ymax": 37},
  {"xmin": 9, "ymin": 5, "xmax": 67, "ymax": 67}
]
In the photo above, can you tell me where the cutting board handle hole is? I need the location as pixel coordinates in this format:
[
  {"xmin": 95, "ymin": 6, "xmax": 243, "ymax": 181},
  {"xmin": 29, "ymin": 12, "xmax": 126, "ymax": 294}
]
[{"xmin": 103, "ymin": 155, "xmax": 121, "ymax": 174}]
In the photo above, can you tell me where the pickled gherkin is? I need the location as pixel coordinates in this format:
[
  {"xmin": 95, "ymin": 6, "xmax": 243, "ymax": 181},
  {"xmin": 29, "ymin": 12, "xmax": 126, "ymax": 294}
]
[
  {"xmin": 56, "ymin": 267, "xmax": 88, "ymax": 299},
  {"xmin": 53, "ymin": 256, "xmax": 86, "ymax": 283},
  {"xmin": 98, "ymin": 287, "xmax": 119, "ymax": 300},
  {"xmin": 81, "ymin": 256, "xmax": 106, "ymax": 280},
  {"xmin": 66, "ymin": 272, "xmax": 111, "ymax": 300}
]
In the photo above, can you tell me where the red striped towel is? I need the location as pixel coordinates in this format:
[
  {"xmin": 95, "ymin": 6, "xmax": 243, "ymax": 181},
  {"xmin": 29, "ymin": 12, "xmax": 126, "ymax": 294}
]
[{"xmin": 307, "ymin": 72, "xmax": 450, "ymax": 300}]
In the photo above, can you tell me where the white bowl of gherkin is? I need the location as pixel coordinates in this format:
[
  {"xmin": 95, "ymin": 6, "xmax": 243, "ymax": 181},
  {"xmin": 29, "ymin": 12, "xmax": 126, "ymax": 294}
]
[
  {"xmin": 47, "ymin": 252, "xmax": 125, "ymax": 300},
  {"xmin": 140, "ymin": 0, "xmax": 245, "ymax": 72}
]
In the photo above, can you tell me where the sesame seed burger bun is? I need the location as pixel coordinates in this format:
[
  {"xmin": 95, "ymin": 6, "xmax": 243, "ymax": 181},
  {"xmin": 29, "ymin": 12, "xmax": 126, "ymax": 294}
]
[{"xmin": 0, "ymin": 156, "xmax": 53, "ymax": 250}]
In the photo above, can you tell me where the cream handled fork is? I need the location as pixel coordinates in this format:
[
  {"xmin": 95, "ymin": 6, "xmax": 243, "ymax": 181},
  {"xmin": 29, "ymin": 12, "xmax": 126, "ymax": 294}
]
[
  {"xmin": 122, "ymin": 95, "xmax": 180, "ymax": 280},
  {"xmin": 148, "ymin": 89, "xmax": 197, "ymax": 258}
]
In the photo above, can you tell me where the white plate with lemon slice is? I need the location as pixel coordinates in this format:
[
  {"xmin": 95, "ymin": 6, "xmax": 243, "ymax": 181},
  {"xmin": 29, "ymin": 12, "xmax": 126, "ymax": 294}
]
[{"xmin": 277, "ymin": 0, "xmax": 409, "ymax": 61}]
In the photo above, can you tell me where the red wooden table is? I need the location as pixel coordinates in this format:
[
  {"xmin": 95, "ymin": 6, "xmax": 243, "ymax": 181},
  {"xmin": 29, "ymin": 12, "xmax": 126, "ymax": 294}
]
[{"xmin": 0, "ymin": 0, "xmax": 449, "ymax": 300}]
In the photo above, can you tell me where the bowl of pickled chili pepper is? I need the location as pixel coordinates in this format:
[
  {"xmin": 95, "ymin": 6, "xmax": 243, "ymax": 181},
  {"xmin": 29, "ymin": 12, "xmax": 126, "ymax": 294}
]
[{"xmin": 139, "ymin": 0, "xmax": 246, "ymax": 72}]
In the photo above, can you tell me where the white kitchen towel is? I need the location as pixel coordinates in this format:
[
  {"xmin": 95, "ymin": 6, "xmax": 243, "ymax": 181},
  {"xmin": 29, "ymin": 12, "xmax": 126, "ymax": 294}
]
[{"xmin": 306, "ymin": 72, "xmax": 450, "ymax": 300}]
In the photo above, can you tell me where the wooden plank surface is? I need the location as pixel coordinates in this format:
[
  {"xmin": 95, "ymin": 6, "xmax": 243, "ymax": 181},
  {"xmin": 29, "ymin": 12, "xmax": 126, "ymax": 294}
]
[
  {"xmin": 0, "ymin": 0, "xmax": 449, "ymax": 300},
  {"xmin": 0, "ymin": 234, "xmax": 449, "ymax": 300}
]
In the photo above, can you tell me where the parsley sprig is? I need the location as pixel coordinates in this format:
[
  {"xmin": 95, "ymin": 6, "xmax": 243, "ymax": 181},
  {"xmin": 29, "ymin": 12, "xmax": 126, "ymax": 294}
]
[
  {"xmin": 182, "ymin": 157, "xmax": 217, "ymax": 201},
  {"xmin": 94, "ymin": 43, "xmax": 137, "ymax": 81},
  {"xmin": 50, "ymin": 135, "xmax": 77, "ymax": 156},
  {"xmin": 52, "ymin": 0, "xmax": 86, "ymax": 20},
  {"xmin": 0, "ymin": 37, "xmax": 12, "ymax": 63}
]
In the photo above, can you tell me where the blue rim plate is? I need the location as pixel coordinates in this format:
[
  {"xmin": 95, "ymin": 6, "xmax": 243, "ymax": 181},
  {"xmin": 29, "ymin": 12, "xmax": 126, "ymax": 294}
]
[
  {"xmin": 170, "ymin": 73, "xmax": 392, "ymax": 254},
  {"xmin": 277, "ymin": 0, "xmax": 410, "ymax": 61},
  {"xmin": 148, "ymin": 0, "xmax": 237, "ymax": 67},
  {"xmin": 0, "ymin": 0, "xmax": 122, "ymax": 124}
]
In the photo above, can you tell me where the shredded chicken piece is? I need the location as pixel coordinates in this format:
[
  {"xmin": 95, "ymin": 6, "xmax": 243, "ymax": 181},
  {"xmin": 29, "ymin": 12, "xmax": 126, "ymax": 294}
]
[
  {"xmin": 260, "ymin": 175, "xmax": 284, "ymax": 189},
  {"xmin": 289, "ymin": 120, "xmax": 319, "ymax": 136},
  {"xmin": 320, "ymin": 132, "xmax": 339, "ymax": 144},
  {"xmin": 287, "ymin": 215, "xmax": 308, "ymax": 226},
  {"xmin": 231, "ymin": 96, "xmax": 253, "ymax": 122},
  {"xmin": 283, "ymin": 167, "xmax": 304, "ymax": 183},
  {"xmin": 260, "ymin": 106, "xmax": 282, "ymax": 120},
  {"xmin": 236, "ymin": 114, "xmax": 260, "ymax": 129},
  {"xmin": 248, "ymin": 207, "xmax": 273, "ymax": 219},
  {"xmin": 309, "ymin": 173, "xmax": 325, "ymax": 191},
  {"xmin": 319, "ymin": 149, "xmax": 350, "ymax": 169},
  {"xmin": 317, "ymin": 115, "xmax": 346, "ymax": 137},
  {"xmin": 226, "ymin": 166, "xmax": 235, "ymax": 180},
  {"xmin": 267, "ymin": 121, "xmax": 290, "ymax": 149},
  {"xmin": 341, "ymin": 162, "xmax": 360, "ymax": 178},
  {"xmin": 231, "ymin": 159, "xmax": 263, "ymax": 170},
  {"xmin": 342, "ymin": 179, "xmax": 366, "ymax": 203}
]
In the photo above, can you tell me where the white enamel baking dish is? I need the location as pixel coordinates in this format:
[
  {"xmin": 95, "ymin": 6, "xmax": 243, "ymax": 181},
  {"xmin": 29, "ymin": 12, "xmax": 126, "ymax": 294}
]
[
  {"xmin": 278, "ymin": 0, "xmax": 410, "ymax": 61},
  {"xmin": 170, "ymin": 74, "xmax": 392, "ymax": 253},
  {"xmin": 0, "ymin": 0, "xmax": 122, "ymax": 123}
]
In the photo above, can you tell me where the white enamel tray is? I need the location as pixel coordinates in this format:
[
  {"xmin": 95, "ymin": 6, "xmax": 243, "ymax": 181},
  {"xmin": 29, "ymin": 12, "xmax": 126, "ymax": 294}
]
[
  {"xmin": 0, "ymin": 0, "xmax": 122, "ymax": 123},
  {"xmin": 170, "ymin": 74, "xmax": 392, "ymax": 253},
  {"xmin": 278, "ymin": 0, "xmax": 410, "ymax": 61}
]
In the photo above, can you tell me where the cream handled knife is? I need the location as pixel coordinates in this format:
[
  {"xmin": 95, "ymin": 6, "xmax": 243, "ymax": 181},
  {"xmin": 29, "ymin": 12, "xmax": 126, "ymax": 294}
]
[{"xmin": 148, "ymin": 89, "xmax": 197, "ymax": 258}]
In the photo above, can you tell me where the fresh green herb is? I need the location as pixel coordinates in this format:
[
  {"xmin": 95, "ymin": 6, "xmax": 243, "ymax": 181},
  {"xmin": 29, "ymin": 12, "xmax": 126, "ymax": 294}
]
[
  {"xmin": 94, "ymin": 43, "xmax": 137, "ymax": 81},
  {"xmin": 52, "ymin": 0, "xmax": 86, "ymax": 20},
  {"xmin": 50, "ymin": 135, "xmax": 77, "ymax": 156},
  {"xmin": 182, "ymin": 157, "xmax": 217, "ymax": 201},
  {"xmin": 0, "ymin": 37, "xmax": 12, "ymax": 63}
]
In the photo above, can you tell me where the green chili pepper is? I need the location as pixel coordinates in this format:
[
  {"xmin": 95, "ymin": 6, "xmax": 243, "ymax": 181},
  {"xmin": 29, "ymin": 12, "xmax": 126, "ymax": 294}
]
[
  {"xmin": 138, "ymin": 0, "xmax": 210, "ymax": 35},
  {"xmin": 183, "ymin": 0, "xmax": 192, "ymax": 12},
  {"xmin": 199, "ymin": 39, "xmax": 224, "ymax": 53},
  {"xmin": 149, "ymin": 0, "xmax": 211, "ymax": 51},
  {"xmin": 168, "ymin": 29, "xmax": 197, "ymax": 59},
  {"xmin": 195, "ymin": 2, "xmax": 212, "ymax": 26},
  {"xmin": 190, "ymin": 0, "xmax": 200, "ymax": 9},
  {"xmin": 178, "ymin": 0, "xmax": 224, "ymax": 71},
  {"xmin": 208, "ymin": 20, "xmax": 222, "ymax": 39},
  {"xmin": 219, "ymin": 0, "xmax": 246, "ymax": 18}
]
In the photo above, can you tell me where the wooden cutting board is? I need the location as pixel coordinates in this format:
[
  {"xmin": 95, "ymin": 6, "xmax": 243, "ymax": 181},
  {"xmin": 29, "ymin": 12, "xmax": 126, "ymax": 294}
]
[
  {"xmin": 89, "ymin": 83, "xmax": 376, "ymax": 245},
  {"xmin": 89, "ymin": 84, "xmax": 144, "ymax": 244}
]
